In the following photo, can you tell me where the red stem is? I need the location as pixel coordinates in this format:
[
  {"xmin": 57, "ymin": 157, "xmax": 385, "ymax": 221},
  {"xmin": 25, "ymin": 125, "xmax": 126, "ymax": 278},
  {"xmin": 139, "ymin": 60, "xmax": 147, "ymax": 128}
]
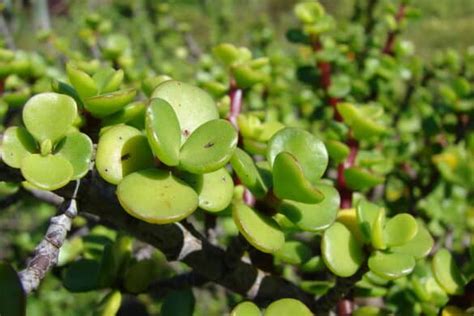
[
  {"xmin": 312, "ymin": 39, "xmax": 342, "ymax": 121},
  {"xmin": 227, "ymin": 78, "xmax": 255, "ymax": 206},
  {"xmin": 382, "ymin": 4, "xmax": 406, "ymax": 55},
  {"xmin": 312, "ymin": 37, "xmax": 357, "ymax": 208},
  {"xmin": 228, "ymin": 79, "xmax": 243, "ymax": 129}
]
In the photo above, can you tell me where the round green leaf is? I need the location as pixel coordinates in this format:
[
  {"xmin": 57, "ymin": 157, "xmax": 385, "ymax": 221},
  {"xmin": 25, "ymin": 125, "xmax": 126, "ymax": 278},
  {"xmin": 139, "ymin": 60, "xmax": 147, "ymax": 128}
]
[
  {"xmin": 55, "ymin": 132, "xmax": 93, "ymax": 179},
  {"xmin": 263, "ymin": 298, "xmax": 312, "ymax": 316},
  {"xmin": 383, "ymin": 214, "xmax": 418, "ymax": 247},
  {"xmin": 272, "ymin": 152, "xmax": 324, "ymax": 203},
  {"xmin": 344, "ymin": 167, "xmax": 384, "ymax": 191},
  {"xmin": 233, "ymin": 203, "xmax": 284, "ymax": 253},
  {"xmin": 230, "ymin": 148, "xmax": 267, "ymax": 198},
  {"xmin": 274, "ymin": 240, "xmax": 312, "ymax": 265},
  {"xmin": 391, "ymin": 221, "xmax": 433, "ymax": 259},
  {"xmin": 322, "ymin": 222, "xmax": 365, "ymax": 277},
  {"xmin": 96, "ymin": 125, "xmax": 154, "ymax": 185},
  {"xmin": 85, "ymin": 88, "xmax": 136, "ymax": 118},
  {"xmin": 66, "ymin": 64, "xmax": 98, "ymax": 98},
  {"xmin": 145, "ymin": 98, "xmax": 181, "ymax": 166},
  {"xmin": 368, "ymin": 251, "xmax": 415, "ymax": 280},
  {"xmin": 0, "ymin": 262, "xmax": 26, "ymax": 316},
  {"xmin": 179, "ymin": 119, "xmax": 238, "ymax": 174},
  {"xmin": 432, "ymin": 249, "xmax": 466, "ymax": 295},
  {"xmin": 1, "ymin": 126, "xmax": 36, "ymax": 168},
  {"xmin": 181, "ymin": 168, "xmax": 233, "ymax": 212},
  {"xmin": 23, "ymin": 92, "xmax": 77, "ymax": 143},
  {"xmin": 279, "ymin": 183, "xmax": 339, "ymax": 232},
  {"xmin": 231, "ymin": 301, "xmax": 261, "ymax": 316},
  {"xmin": 151, "ymin": 80, "xmax": 219, "ymax": 144},
  {"xmin": 267, "ymin": 127, "xmax": 328, "ymax": 185},
  {"xmin": 21, "ymin": 154, "xmax": 73, "ymax": 190},
  {"xmin": 117, "ymin": 169, "xmax": 199, "ymax": 224}
]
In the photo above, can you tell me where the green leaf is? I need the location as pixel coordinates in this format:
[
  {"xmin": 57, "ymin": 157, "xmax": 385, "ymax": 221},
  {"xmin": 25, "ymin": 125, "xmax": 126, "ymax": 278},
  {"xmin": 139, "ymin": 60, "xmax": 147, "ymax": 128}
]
[
  {"xmin": 230, "ymin": 147, "xmax": 268, "ymax": 198},
  {"xmin": 368, "ymin": 252, "xmax": 415, "ymax": 280},
  {"xmin": 325, "ymin": 139, "xmax": 350, "ymax": 164},
  {"xmin": 432, "ymin": 249, "xmax": 466, "ymax": 295},
  {"xmin": 371, "ymin": 207, "xmax": 386, "ymax": 250},
  {"xmin": 263, "ymin": 298, "xmax": 312, "ymax": 316},
  {"xmin": 161, "ymin": 289, "xmax": 195, "ymax": 316},
  {"xmin": 23, "ymin": 92, "xmax": 77, "ymax": 143},
  {"xmin": 66, "ymin": 64, "xmax": 98, "ymax": 98},
  {"xmin": 279, "ymin": 183, "xmax": 339, "ymax": 232},
  {"xmin": 356, "ymin": 199, "xmax": 381, "ymax": 242},
  {"xmin": 231, "ymin": 301, "xmax": 261, "ymax": 316},
  {"xmin": 55, "ymin": 132, "xmax": 93, "ymax": 179},
  {"xmin": 344, "ymin": 167, "xmax": 384, "ymax": 191},
  {"xmin": 181, "ymin": 168, "xmax": 233, "ymax": 213},
  {"xmin": 322, "ymin": 222, "xmax": 365, "ymax": 277},
  {"xmin": 151, "ymin": 80, "xmax": 219, "ymax": 144},
  {"xmin": 63, "ymin": 259, "xmax": 100, "ymax": 292},
  {"xmin": 272, "ymin": 151, "xmax": 324, "ymax": 203},
  {"xmin": 117, "ymin": 169, "xmax": 198, "ymax": 224},
  {"xmin": 96, "ymin": 125, "xmax": 154, "ymax": 185},
  {"xmin": 102, "ymin": 101, "xmax": 146, "ymax": 128},
  {"xmin": 93, "ymin": 68, "xmax": 124, "ymax": 94},
  {"xmin": 145, "ymin": 98, "xmax": 181, "ymax": 166},
  {"xmin": 124, "ymin": 259, "xmax": 160, "ymax": 293},
  {"xmin": 179, "ymin": 119, "xmax": 238, "ymax": 174},
  {"xmin": 21, "ymin": 154, "xmax": 73, "ymax": 190},
  {"xmin": 1, "ymin": 126, "xmax": 36, "ymax": 168},
  {"xmin": 328, "ymin": 75, "xmax": 351, "ymax": 98},
  {"xmin": 383, "ymin": 214, "xmax": 418, "ymax": 247},
  {"xmin": 97, "ymin": 235, "xmax": 132, "ymax": 288},
  {"xmin": 85, "ymin": 88, "xmax": 136, "ymax": 118},
  {"xmin": 294, "ymin": 2, "xmax": 325, "ymax": 24},
  {"xmin": 0, "ymin": 262, "xmax": 26, "ymax": 316},
  {"xmin": 391, "ymin": 221, "xmax": 433, "ymax": 259},
  {"xmin": 93, "ymin": 290, "xmax": 122, "ymax": 316},
  {"xmin": 336, "ymin": 103, "xmax": 386, "ymax": 140},
  {"xmin": 268, "ymin": 127, "xmax": 328, "ymax": 185},
  {"xmin": 274, "ymin": 240, "xmax": 312, "ymax": 265},
  {"xmin": 233, "ymin": 203, "xmax": 284, "ymax": 253},
  {"xmin": 213, "ymin": 43, "xmax": 240, "ymax": 67},
  {"xmin": 233, "ymin": 65, "xmax": 267, "ymax": 89}
]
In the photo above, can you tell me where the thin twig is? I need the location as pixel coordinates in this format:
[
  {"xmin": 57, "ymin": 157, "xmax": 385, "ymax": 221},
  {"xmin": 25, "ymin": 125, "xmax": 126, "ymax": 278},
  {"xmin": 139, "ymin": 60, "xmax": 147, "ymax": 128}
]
[{"xmin": 18, "ymin": 181, "xmax": 80, "ymax": 293}]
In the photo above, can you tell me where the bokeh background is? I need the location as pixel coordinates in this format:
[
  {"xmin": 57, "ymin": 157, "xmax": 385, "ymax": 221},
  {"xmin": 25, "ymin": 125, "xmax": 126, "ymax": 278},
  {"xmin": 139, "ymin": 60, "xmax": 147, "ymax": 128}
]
[{"xmin": 1, "ymin": 0, "xmax": 473, "ymax": 315}]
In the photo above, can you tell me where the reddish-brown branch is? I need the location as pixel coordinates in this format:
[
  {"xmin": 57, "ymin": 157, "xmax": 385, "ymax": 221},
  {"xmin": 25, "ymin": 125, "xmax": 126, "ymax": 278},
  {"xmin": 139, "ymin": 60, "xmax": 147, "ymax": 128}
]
[{"xmin": 382, "ymin": 4, "xmax": 406, "ymax": 55}]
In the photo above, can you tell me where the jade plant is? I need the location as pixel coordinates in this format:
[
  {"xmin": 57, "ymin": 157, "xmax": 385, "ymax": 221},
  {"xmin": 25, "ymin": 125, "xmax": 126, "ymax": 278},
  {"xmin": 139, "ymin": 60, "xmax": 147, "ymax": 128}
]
[{"xmin": 0, "ymin": 0, "xmax": 473, "ymax": 315}]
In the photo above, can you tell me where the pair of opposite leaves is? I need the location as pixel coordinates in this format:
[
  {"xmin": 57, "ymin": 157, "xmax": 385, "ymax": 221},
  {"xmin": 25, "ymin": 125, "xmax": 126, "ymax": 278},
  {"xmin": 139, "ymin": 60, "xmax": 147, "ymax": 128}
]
[
  {"xmin": 65, "ymin": 64, "xmax": 136, "ymax": 118},
  {"xmin": 2, "ymin": 93, "xmax": 92, "ymax": 190},
  {"xmin": 322, "ymin": 199, "xmax": 434, "ymax": 280},
  {"xmin": 95, "ymin": 80, "xmax": 239, "ymax": 224}
]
